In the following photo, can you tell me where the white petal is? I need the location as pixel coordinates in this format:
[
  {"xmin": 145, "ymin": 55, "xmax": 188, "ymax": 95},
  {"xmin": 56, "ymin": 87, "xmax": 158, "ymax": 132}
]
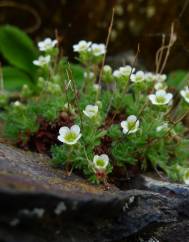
[
  {"xmin": 33, "ymin": 60, "xmax": 39, "ymax": 66},
  {"xmin": 83, "ymin": 110, "xmax": 91, "ymax": 117},
  {"xmin": 93, "ymin": 155, "xmax": 100, "ymax": 163},
  {"xmin": 71, "ymin": 125, "xmax": 80, "ymax": 135},
  {"xmin": 57, "ymin": 135, "xmax": 65, "ymax": 143},
  {"xmin": 121, "ymin": 120, "xmax": 128, "ymax": 129},
  {"xmin": 184, "ymin": 96, "xmax": 189, "ymax": 103},
  {"xmin": 38, "ymin": 42, "xmax": 44, "ymax": 48},
  {"xmin": 148, "ymin": 94, "xmax": 157, "ymax": 104},
  {"xmin": 52, "ymin": 40, "xmax": 58, "ymax": 46},
  {"xmin": 86, "ymin": 104, "xmax": 94, "ymax": 110},
  {"xmin": 135, "ymin": 120, "xmax": 140, "ymax": 128},
  {"xmin": 120, "ymin": 65, "xmax": 132, "ymax": 74},
  {"xmin": 128, "ymin": 127, "xmax": 138, "ymax": 134},
  {"xmin": 180, "ymin": 90, "xmax": 186, "ymax": 98},
  {"xmin": 137, "ymin": 70, "xmax": 144, "ymax": 75},
  {"xmin": 122, "ymin": 127, "xmax": 129, "ymax": 134},
  {"xmin": 130, "ymin": 74, "xmax": 136, "ymax": 82},
  {"xmin": 73, "ymin": 44, "xmax": 78, "ymax": 51},
  {"xmin": 59, "ymin": 127, "xmax": 70, "ymax": 136},
  {"xmin": 63, "ymin": 139, "xmax": 77, "ymax": 145},
  {"xmin": 156, "ymin": 89, "xmax": 166, "ymax": 97},
  {"xmin": 45, "ymin": 55, "xmax": 51, "ymax": 62},
  {"xmin": 75, "ymin": 133, "xmax": 82, "ymax": 141},
  {"xmin": 113, "ymin": 70, "xmax": 121, "ymax": 78},
  {"xmin": 184, "ymin": 178, "xmax": 189, "ymax": 185},
  {"xmin": 161, "ymin": 74, "xmax": 167, "ymax": 81},
  {"xmin": 166, "ymin": 93, "xmax": 173, "ymax": 102},
  {"xmin": 155, "ymin": 82, "xmax": 164, "ymax": 90},
  {"xmin": 44, "ymin": 38, "xmax": 51, "ymax": 44},
  {"xmin": 127, "ymin": 115, "xmax": 137, "ymax": 122},
  {"xmin": 100, "ymin": 154, "xmax": 109, "ymax": 164}
]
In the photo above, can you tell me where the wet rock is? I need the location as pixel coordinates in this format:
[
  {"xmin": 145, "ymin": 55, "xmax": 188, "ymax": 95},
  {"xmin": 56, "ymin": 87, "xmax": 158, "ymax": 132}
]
[{"xmin": 0, "ymin": 143, "xmax": 189, "ymax": 242}]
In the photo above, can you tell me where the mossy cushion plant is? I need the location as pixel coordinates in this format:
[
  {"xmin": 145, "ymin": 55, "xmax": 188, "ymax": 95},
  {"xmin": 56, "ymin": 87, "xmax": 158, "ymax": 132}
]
[{"xmin": 2, "ymin": 36, "xmax": 189, "ymax": 185}]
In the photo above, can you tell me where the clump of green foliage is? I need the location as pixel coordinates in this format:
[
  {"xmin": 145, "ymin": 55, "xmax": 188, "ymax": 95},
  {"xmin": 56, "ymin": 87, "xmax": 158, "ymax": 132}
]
[{"xmin": 1, "ymin": 29, "xmax": 189, "ymax": 185}]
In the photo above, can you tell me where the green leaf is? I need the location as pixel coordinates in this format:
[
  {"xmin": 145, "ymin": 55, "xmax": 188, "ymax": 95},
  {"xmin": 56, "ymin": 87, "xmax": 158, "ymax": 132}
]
[
  {"xmin": 3, "ymin": 66, "xmax": 32, "ymax": 91},
  {"xmin": 167, "ymin": 70, "xmax": 188, "ymax": 89},
  {"xmin": 0, "ymin": 25, "xmax": 38, "ymax": 75}
]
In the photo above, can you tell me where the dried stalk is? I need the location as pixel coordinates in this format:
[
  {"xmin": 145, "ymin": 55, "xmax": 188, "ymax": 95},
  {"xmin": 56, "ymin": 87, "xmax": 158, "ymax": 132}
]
[
  {"xmin": 96, "ymin": 8, "xmax": 115, "ymax": 101},
  {"xmin": 155, "ymin": 23, "xmax": 177, "ymax": 74}
]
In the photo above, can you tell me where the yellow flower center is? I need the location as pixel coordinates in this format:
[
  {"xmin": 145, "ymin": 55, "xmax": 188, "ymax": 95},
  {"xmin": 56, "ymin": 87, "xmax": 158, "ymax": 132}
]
[
  {"xmin": 96, "ymin": 159, "xmax": 105, "ymax": 167},
  {"xmin": 186, "ymin": 92, "xmax": 189, "ymax": 99},
  {"xmin": 65, "ymin": 132, "xmax": 77, "ymax": 142},
  {"xmin": 128, "ymin": 121, "xmax": 136, "ymax": 130},
  {"xmin": 156, "ymin": 96, "xmax": 166, "ymax": 104}
]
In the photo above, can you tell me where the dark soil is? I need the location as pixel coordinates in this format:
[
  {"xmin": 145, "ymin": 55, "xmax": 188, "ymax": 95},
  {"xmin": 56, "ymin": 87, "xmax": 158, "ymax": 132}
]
[{"xmin": 17, "ymin": 111, "xmax": 74, "ymax": 154}]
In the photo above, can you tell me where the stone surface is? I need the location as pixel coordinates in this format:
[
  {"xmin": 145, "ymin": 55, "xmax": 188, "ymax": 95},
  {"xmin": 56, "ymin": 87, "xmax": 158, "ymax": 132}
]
[{"xmin": 0, "ymin": 143, "xmax": 189, "ymax": 242}]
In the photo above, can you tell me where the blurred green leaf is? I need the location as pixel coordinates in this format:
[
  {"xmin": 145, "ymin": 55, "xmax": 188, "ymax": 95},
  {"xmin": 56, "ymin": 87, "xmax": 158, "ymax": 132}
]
[
  {"xmin": 0, "ymin": 25, "xmax": 38, "ymax": 75},
  {"xmin": 167, "ymin": 70, "xmax": 188, "ymax": 89},
  {"xmin": 70, "ymin": 64, "xmax": 84, "ymax": 87},
  {"xmin": 3, "ymin": 66, "xmax": 32, "ymax": 91}
]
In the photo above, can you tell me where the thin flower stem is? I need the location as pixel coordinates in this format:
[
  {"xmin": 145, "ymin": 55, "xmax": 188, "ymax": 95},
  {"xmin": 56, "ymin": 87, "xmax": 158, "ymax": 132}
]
[
  {"xmin": 83, "ymin": 144, "xmax": 94, "ymax": 169},
  {"xmin": 125, "ymin": 43, "xmax": 140, "ymax": 93},
  {"xmin": 160, "ymin": 23, "xmax": 176, "ymax": 74},
  {"xmin": 155, "ymin": 23, "xmax": 176, "ymax": 74},
  {"xmin": 64, "ymin": 79, "xmax": 71, "ymax": 113},
  {"xmin": 174, "ymin": 109, "xmax": 189, "ymax": 124},
  {"xmin": 96, "ymin": 8, "xmax": 115, "ymax": 102},
  {"xmin": 155, "ymin": 34, "xmax": 165, "ymax": 74},
  {"xmin": 66, "ymin": 63, "xmax": 84, "ymax": 131}
]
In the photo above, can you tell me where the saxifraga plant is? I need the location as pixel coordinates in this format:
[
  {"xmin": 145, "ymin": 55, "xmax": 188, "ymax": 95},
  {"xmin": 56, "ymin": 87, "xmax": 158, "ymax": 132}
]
[{"xmin": 2, "ymin": 32, "xmax": 189, "ymax": 185}]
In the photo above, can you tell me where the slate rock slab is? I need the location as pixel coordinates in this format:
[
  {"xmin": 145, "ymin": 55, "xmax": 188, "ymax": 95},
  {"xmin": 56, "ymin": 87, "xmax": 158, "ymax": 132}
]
[{"xmin": 0, "ymin": 143, "xmax": 189, "ymax": 242}]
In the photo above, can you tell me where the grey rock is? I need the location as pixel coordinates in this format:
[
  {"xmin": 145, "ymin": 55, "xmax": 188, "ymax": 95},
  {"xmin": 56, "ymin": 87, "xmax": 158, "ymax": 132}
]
[{"xmin": 0, "ymin": 143, "xmax": 189, "ymax": 242}]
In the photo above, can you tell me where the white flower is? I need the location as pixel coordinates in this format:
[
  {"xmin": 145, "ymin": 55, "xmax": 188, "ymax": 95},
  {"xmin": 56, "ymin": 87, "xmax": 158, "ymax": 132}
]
[
  {"xmin": 93, "ymin": 154, "xmax": 109, "ymax": 171},
  {"xmin": 84, "ymin": 71, "xmax": 95, "ymax": 79},
  {"xmin": 83, "ymin": 105, "xmax": 98, "ymax": 118},
  {"xmin": 113, "ymin": 69, "xmax": 122, "ymax": 78},
  {"xmin": 121, "ymin": 115, "xmax": 139, "ymax": 134},
  {"xmin": 120, "ymin": 65, "xmax": 134, "ymax": 75},
  {"xmin": 130, "ymin": 71, "xmax": 145, "ymax": 83},
  {"xmin": 103, "ymin": 65, "xmax": 112, "ymax": 73},
  {"xmin": 57, "ymin": 125, "xmax": 81, "ymax": 145},
  {"xmin": 93, "ymin": 84, "xmax": 101, "ymax": 91},
  {"xmin": 73, "ymin": 40, "xmax": 91, "ymax": 52},
  {"xmin": 154, "ymin": 82, "xmax": 167, "ymax": 90},
  {"xmin": 33, "ymin": 55, "xmax": 51, "ymax": 67},
  {"xmin": 38, "ymin": 38, "xmax": 57, "ymax": 51},
  {"xmin": 90, "ymin": 43, "xmax": 106, "ymax": 56},
  {"xmin": 145, "ymin": 72, "xmax": 155, "ymax": 82},
  {"xmin": 113, "ymin": 65, "xmax": 133, "ymax": 79},
  {"xmin": 180, "ymin": 86, "xmax": 189, "ymax": 104},
  {"xmin": 155, "ymin": 73, "xmax": 167, "ymax": 82},
  {"xmin": 13, "ymin": 101, "xmax": 21, "ymax": 106},
  {"xmin": 156, "ymin": 122, "xmax": 168, "ymax": 132},
  {"xmin": 148, "ymin": 90, "xmax": 173, "ymax": 105}
]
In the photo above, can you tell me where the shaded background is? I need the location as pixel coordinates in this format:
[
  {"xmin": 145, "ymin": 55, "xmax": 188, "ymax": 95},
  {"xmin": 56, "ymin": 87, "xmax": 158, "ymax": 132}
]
[{"xmin": 1, "ymin": 0, "xmax": 189, "ymax": 71}]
